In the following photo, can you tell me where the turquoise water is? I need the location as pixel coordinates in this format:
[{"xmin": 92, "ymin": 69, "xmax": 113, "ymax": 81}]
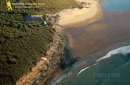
[
  {"xmin": 102, "ymin": 0, "xmax": 130, "ymax": 10},
  {"xmin": 70, "ymin": 53, "xmax": 130, "ymax": 85},
  {"xmin": 52, "ymin": 0, "xmax": 130, "ymax": 85},
  {"xmin": 54, "ymin": 45, "xmax": 130, "ymax": 85}
]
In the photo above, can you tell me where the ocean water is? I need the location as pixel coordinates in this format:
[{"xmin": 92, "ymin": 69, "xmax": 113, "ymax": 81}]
[
  {"xmin": 70, "ymin": 46, "xmax": 130, "ymax": 85},
  {"xmin": 53, "ymin": 46, "xmax": 130, "ymax": 85},
  {"xmin": 52, "ymin": 0, "xmax": 130, "ymax": 85},
  {"xmin": 102, "ymin": 0, "xmax": 130, "ymax": 10}
]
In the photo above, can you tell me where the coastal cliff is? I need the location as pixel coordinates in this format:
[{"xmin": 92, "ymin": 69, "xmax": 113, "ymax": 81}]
[
  {"xmin": 0, "ymin": 0, "xmax": 97, "ymax": 84},
  {"xmin": 15, "ymin": 0, "xmax": 98, "ymax": 84},
  {"xmin": 16, "ymin": 19, "xmax": 77, "ymax": 85}
]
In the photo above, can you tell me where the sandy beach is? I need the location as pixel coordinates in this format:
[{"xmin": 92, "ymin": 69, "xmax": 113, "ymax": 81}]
[
  {"xmin": 45, "ymin": 0, "xmax": 104, "ymax": 85},
  {"xmin": 58, "ymin": 0, "xmax": 102, "ymax": 26},
  {"xmin": 51, "ymin": 0, "xmax": 130, "ymax": 84},
  {"xmin": 57, "ymin": 0, "xmax": 103, "ymax": 50},
  {"xmin": 53, "ymin": 9, "xmax": 130, "ymax": 84}
]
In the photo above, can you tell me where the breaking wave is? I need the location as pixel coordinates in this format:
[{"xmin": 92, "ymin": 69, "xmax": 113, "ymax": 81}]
[
  {"xmin": 77, "ymin": 45, "xmax": 130, "ymax": 75},
  {"xmin": 51, "ymin": 72, "xmax": 71, "ymax": 85},
  {"xmin": 52, "ymin": 45, "xmax": 130, "ymax": 85}
]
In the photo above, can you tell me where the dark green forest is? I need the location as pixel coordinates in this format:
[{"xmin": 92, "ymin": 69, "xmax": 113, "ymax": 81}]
[
  {"xmin": 0, "ymin": 0, "xmax": 78, "ymax": 15},
  {"xmin": 0, "ymin": 0, "xmax": 78, "ymax": 85},
  {"xmin": 0, "ymin": 13, "xmax": 55, "ymax": 85}
]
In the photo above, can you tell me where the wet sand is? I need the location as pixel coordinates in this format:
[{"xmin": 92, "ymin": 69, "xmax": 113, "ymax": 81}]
[
  {"xmin": 65, "ymin": 10, "xmax": 130, "ymax": 57},
  {"xmin": 49, "ymin": 0, "xmax": 130, "ymax": 84},
  {"xmin": 54, "ymin": 10, "xmax": 130, "ymax": 85},
  {"xmin": 44, "ymin": 0, "xmax": 103, "ymax": 84},
  {"xmin": 85, "ymin": 22, "xmax": 108, "ymax": 32}
]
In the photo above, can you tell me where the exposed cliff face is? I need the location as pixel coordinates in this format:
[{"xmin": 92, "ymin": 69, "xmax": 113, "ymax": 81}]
[{"xmin": 16, "ymin": 22, "xmax": 77, "ymax": 85}]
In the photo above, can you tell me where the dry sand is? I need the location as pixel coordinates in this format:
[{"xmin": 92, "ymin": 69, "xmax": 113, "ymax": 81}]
[
  {"xmin": 57, "ymin": 0, "xmax": 103, "ymax": 50},
  {"xmin": 58, "ymin": 0, "xmax": 100, "ymax": 26},
  {"xmin": 44, "ymin": 0, "xmax": 104, "ymax": 84}
]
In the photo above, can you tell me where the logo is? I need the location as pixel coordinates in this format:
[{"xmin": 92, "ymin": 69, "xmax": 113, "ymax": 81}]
[{"xmin": 6, "ymin": 0, "xmax": 13, "ymax": 10}]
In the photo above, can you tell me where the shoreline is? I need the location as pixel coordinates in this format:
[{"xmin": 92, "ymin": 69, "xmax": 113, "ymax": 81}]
[
  {"xmin": 77, "ymin": 41, "xmax": 130, "ymax": 76},
  {"xmin": 16, "ymin": 0, "xmax": 103, "ymax": 84},
  {"xmin": 50, "ymin": 0, "xmax": 130, "ymax": 85},
  {"xmin": 16, "ymin": 22, "xmax": 66, "ymax": 85},
  {"xmin": 51, "ymin": 39, "xmax": 130, "ymax": 85},
  {"xmin": 48, "ymin": 0, "xmax": 104, "ymax": 85},
  {"xmin": 58, "ymin": 0, "xmax": 102, "ymax": 27}
]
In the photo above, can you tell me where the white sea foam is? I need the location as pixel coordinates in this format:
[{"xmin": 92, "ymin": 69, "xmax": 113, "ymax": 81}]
[
  {"xmin": 77, "ymin": 45, "xmax": 130, "ymax": 75},
  {"xmin": 96, "ymin": 45, "xmax": 130, "ymax": 62},
  {"xmin": 52, "ymin": 45, "xmax": 130, "ymax": 84},
  {"xmin": 52, "ymin": 59, "xmax": 89, "ymax": 84},
  {"xmin": 77, "ymin": 63, "xmax": 96, "ymax": 75},
  {"xmin": 51, "ymin": 72, "xmax": 71, "ymax": 85}
]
